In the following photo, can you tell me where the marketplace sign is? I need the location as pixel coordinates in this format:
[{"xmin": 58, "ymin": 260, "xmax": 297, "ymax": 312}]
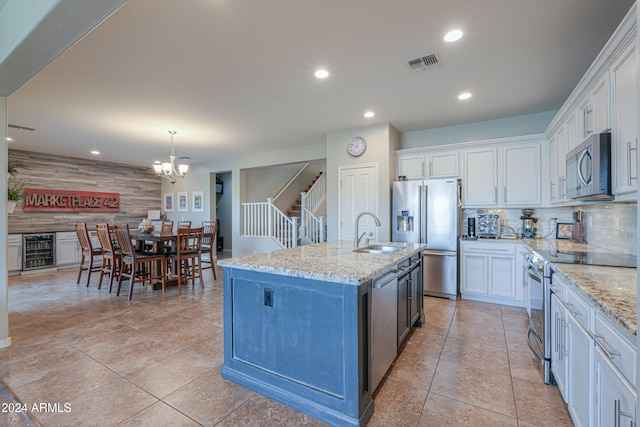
[{"xmin": 23, "ymin": 189, "xmax": 120, "ymax": 212}]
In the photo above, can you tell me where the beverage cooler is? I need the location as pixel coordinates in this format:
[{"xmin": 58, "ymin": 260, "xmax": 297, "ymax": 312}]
[{"xmin": 23, "ymin": 233, "xmax": 56, "ymax": 270}]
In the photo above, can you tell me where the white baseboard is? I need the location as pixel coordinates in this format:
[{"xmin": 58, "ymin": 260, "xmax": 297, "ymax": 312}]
[{"xmin": 0, "ymin": 337, "xmax": 11, "ymax": 348}]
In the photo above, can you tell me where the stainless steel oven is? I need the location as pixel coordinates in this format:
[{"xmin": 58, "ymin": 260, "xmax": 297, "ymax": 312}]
[{"xmin": 523, "ymin": 251, "xmax": 552, "ymax": 384}]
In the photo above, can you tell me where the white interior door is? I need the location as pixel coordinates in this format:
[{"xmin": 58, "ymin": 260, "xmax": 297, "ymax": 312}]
[{"xmin": 338, "ymin": 164, "xmax": 378, "ymax": 242}]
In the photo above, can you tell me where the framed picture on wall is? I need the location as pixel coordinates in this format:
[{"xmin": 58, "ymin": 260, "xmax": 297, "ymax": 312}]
[
  {"xmin": 556, "ymin": 223, "xmax": 574, "ymax": 240},
  {"xmin": 178, "ymin": 192, "xmax": 188, "ymax": 212},
  {"xmin": 164, "ymin": 193, "xmax": 174, "ymax": 212},
  {"xmin": 192, "ymin": 191, "xmax": 204, "ymax": 212}
]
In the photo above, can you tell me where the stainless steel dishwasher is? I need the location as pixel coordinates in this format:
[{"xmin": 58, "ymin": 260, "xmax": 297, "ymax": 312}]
[{"xmin": 371, "ymin": 270, "xmax": 399, "ymax": 391}]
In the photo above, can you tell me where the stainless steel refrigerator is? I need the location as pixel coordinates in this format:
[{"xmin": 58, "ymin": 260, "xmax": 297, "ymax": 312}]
[{"xmin": 392, "ymin": 178, "xmax": 460, "ymax": 300}]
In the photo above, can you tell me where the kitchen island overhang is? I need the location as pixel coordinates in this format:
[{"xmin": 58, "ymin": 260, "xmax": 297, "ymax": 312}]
[{"xmin": 219, "ymin": 241, "xmax": 425, "ymax": 427}]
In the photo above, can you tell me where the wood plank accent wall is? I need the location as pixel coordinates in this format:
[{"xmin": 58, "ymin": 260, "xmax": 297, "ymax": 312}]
[{"xmin": 8, "ymin": 149, "xmax": 161, "ymax": 233}]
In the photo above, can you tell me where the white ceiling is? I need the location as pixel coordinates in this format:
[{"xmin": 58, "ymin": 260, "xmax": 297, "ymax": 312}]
[{"xmin": 5, "ymin": 0, "xmax": 636, "ymax": 167}]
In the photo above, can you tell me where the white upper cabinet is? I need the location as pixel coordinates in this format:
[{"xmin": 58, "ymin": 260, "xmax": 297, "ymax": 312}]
[
  {"xmin": 611, "ymin": 42, "xmax": 638, "ymax": 196},
  {"xmin": 396, "ymin": 154, "xmax": 425, "ymax": 180},
  {"xmin": 461, "ymin": 140, "xmax": 542, "ymax": 208},
  {"xmin": 397, "ymin": 150, "xmax": 460, "ymax": 181},
  {"xmin": 427, "ymin": 151, "xmax": 459, "ymax": 178},
  {"xmin": 502, "ymin": 144, "xmax": 541, "ymax": 206},
  {"xmin": 578, "ymin": 74, "xmax": 610, "ymax": 142},
  {"xmin": 397, "ymin": 136, "xmax": 543, "ymax": 208},
  {"xmin": 549, "ymin": 126, "xmax": 567, "ymax": 204},
  {"xmin": 565, "ymin": 112, "xmax": 578, "ymax": 153},
  {"xmin": 591, "ymin": 75, "xmax": 610, "ymax": 136},
  {"xmin": 463, "ymin": 148, "xmax": 498, "ymax": 207},
  {"xmin": 545, "ymin": 7, "xmax": 637, "ymax": 201}
]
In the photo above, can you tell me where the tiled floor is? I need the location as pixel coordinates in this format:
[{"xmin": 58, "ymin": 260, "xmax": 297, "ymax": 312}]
[{"xmin": 0, "ymin": 265, "xmax": 573, "ymax": 426}]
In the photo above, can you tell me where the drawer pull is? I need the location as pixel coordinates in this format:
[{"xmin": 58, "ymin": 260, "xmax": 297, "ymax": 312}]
[{"xmin": 594, "ymin": 334, "xmax": 622, "ymax": 359}]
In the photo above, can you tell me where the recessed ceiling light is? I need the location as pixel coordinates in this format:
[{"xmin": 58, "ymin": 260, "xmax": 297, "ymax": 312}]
[
  {"xmin": 90, "ymin": 150, "xmax": 100, "ymax": 155},
  {"xmin": 458, "ymin": 92, "xmax": 472, "ymax": 100},
  {"xmin": 364, "ymin": 111, "xmax": 375, "ymax": 118},
  {"xmin": 6, "ymin": 137, "xmax": 12, "ymax": 141},
  {"xmin": 444, "ymin": 29, "xmax": 463, "ymax": 42},
  {"xmin": 315, "ymin": 69, "xmax": 329, "ymax": 79}
]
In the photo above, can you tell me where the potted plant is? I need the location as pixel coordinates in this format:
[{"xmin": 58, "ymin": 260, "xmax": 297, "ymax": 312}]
[{"xmin": 7, "ymin": 163, "xmax": 24, "ymax": 213}]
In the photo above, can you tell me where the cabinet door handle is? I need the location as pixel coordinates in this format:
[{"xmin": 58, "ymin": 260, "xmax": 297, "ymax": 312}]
[
  {"xmin": 628, "ymin": 140, "xmax": 638, "ymax": 185},
  {"xmin": 565, "ymin": 302, "xmax": 582, "ymax": 317},
  {"xmin": 614, "ymin": 398, "xmax": 636, "ymax": 427},
  {"xmin": 560, "ymin": 319, "xmax": 568, "ymax": 361},
  {"xmin": 494, "ymin": 186, "xmax": 498, "ymax": 203},
  {"xmin": 593, "ymin": 333, "xmax": 622, "ymax": 359},
  {"xmin": 555, "ymin": 312, "xmax": 559, "ymax": 353}
]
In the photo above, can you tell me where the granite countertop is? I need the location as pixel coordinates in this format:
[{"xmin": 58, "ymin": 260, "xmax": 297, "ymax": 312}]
[
  {"xmin": 526, "ymin": 239, "xmax": 637, "ymax": 340},
  {"xmin": 551, "ymin": 264, "xmax": 636, "ymax": 339},
  {"xmin": 218, "ymin": 240, "xmax": 425, "ymax": 285}
]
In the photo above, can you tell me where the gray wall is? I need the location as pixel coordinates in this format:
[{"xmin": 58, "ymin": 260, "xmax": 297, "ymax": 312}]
[{"xmin": 326, "ymin": 122, "xmax": 399, "ymax": 242}]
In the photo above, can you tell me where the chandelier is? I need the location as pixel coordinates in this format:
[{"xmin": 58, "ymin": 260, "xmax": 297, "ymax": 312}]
[{"xmin": 153, "ymin": 130, "xmax": 189, "ymax": 184}]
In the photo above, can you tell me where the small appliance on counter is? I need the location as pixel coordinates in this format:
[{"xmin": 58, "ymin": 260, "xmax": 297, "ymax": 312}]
[
  {"xmin": 571, "ymin": 210, "xmax": 587, "ymax": 243},
  {"xmin": 467, "ymin": 217, "xmax": 475, "ymax": 237},
  {"xmin": 476, "ymin": 214, "xmax": 500, "ymax": 238},
  {"xmin": 520, "ymin": 209, "xmax": 538, "ymax": 239}
]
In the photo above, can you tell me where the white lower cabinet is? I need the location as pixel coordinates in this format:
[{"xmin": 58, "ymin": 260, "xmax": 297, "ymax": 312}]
[
  {"xmin": 550, "ymin": 293, "xmax": 568, "ymax": 401},
  {"xmin": 56, "ymin": 231, "xmax": 81, "ymax": 267},
  {"xmin": 567, "ymin": 313, "xmax": 592, "ymax": 427},
  {"xmin": 594, "ymin": 348, "xmax": 636, "ymax": 427},
  {"xmin": 460, "ymin": 241, "xmax": 522, "ymax": 306},
  {"xmin": 8, "ymin": 234, "xmax": 22, "ymax": 273},
  {"xmin": 550, "ymin": 273, "xmax": 637, "ymax": 427}
]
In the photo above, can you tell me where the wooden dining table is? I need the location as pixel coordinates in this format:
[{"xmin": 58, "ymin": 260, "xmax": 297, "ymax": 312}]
[
  {"xmin": 92, "ymin": 228, "xmax": 212, "ymax": 290},
  {"xmin": 129, "ymin": 229, "xmax": 177, "ymax": 253},
  {"xmin": 134, "ymin": 229, "xmax": 214, "ymax": 288}
]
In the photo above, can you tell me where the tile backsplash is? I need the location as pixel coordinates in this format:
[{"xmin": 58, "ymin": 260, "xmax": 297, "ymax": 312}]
[{"xmin": 462, "ymin": 204, "xmax": 637, "ymax": 256}]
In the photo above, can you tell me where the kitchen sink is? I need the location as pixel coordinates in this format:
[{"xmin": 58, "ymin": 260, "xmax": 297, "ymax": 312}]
[{"xmin": 353, "ymin": 244, "xmax": 405, "ymax": 255}]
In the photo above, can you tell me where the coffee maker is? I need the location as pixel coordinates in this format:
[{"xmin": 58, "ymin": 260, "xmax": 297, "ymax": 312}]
[{"xmin": 520, "ymin": 209, "xmax": 538, "ymax": 238}]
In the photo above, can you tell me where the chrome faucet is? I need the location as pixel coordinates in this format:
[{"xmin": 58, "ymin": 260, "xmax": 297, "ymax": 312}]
[{"xmin": 354, "ymin": 211, "xmax": 382, "ymax": 248}]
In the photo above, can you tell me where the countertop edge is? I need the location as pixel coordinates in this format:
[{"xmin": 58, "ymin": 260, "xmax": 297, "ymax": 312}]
[{"xmin": 218, "ymin": 242, "xmax": 425, "ymax": 286}]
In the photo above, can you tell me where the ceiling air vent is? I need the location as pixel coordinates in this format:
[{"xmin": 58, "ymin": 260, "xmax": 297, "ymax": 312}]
[{"xmin": 407, "ymin": 53, "xmax": 440, "ymax": 74}]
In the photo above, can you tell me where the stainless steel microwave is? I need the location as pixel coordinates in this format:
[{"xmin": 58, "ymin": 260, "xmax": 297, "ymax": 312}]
[{"xmin": 565, "ymin": 132, "xmax": 613, "ymax": 200}]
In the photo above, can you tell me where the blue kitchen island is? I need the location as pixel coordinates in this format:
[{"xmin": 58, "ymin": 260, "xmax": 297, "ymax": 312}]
[{"xmin": 218, "ymin": 240, "xmax": 424, "ymax": 427}]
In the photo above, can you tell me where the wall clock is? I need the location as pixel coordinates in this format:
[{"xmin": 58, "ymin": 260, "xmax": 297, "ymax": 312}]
[{"xmin": 347, "ymin": 136, "xmax": 367, "ymax": 157}]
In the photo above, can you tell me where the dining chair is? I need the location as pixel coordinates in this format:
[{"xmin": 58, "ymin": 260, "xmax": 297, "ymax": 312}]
[
  {"xmin": 167, "ymin": 227, "xmax": 204, "ymax": 291},
  {"xmin": 201, "ymin": 221, "xmax": 218, "ymax": 280},
  {"xmin": 96, "ymin": 223, "xmax": 121, "ymax": 292},
  {"xmin": 161, "ymin": 220, "xmax": 174, "ymax": 234},
  {"xmin": 74, "ymin": 222, "xmax": 103, "ymax": 286},
  {"xmin": 177, "ymin": 220, "xmax": 191, "ymax": 229},
  {"xmin": 160, "ymin": 219, "xmax": 175, "ymax": 254},
  {"xmin": 114, "ymin": 224, "xmax": 167, "ymax": 300}
]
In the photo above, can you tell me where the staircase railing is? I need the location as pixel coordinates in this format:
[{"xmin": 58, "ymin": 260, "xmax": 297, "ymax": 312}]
[
  {"xmin": 242, "ymin": 198, "xmax": 298, "ymax": 249},
  {"xmin": 300, "ymin": 173, "xmax": 326, "ymax": 243},
  {"xmin": 273, "ymin": 162, "xmax": 309, "ymax": 203}
]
